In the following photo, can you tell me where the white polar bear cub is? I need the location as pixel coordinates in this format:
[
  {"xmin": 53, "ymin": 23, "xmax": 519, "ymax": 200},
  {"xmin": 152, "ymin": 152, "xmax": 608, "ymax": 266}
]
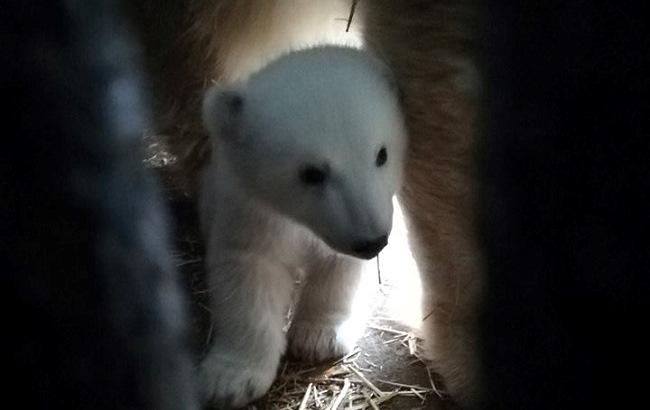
[{"xmin": 199, "ymin": 46, "xmax": 406, "ymax": 408}]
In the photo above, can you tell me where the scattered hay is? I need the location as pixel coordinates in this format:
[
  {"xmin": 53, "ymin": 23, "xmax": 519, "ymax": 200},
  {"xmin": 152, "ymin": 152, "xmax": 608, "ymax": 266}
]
[{"xmin": 262, "ymin": 324, "xmax": 437, "ymax": 410}]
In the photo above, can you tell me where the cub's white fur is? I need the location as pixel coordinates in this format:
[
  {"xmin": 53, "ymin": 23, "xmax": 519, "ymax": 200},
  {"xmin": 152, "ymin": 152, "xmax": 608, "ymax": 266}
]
[{"xmin": 199, "ymin": 46, "xmax": 406, "ymax": 407}]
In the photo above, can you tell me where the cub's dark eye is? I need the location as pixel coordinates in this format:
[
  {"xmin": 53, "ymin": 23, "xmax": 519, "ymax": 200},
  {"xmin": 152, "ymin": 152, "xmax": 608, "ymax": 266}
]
[
  {"xmin": 376, "ymin": 146, "xmax": 387, "ymax": 167},
  {"xmin": 299, "ymin": 165, "xmax": 328, "ymax": 186}
]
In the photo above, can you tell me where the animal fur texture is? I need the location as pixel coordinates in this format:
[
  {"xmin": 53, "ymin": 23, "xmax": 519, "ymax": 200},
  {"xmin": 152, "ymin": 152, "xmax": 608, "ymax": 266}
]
[
  {"xmin": 364, "ymin": 1, "xmax": 483, "ymax": 407},
  {"xmin": 128, "ymin": 0, "xmax": 483, "ymax": 407},
  {"xmin": 198, "ymin": 46, "xmax": 406, "ymax": 408},
  {"xmin": 126, "ymin": 0, "xmax": 360, "ymax": 196}
]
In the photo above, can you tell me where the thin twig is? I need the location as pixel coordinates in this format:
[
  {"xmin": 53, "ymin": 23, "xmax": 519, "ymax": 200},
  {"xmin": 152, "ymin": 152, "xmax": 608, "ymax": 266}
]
[
  {"xmin": 332, "ymin": 347, "xmax": 361, "ymax": 365},
  {"xmin": 410, "ymin": 388, "xmax": 426, "ymax": 401},
  {"xmin": 345, "ymin": 365, "xmax": 384, "ymax": 397},
  {"xmin": 345, "ymin": 0, "xmax": 360, "ymax": 32},
  {"xmin": 176, "ymin": 257, "xmax": 203, "ymax": 267},
  {"xmin": 298, "ymin": 383, "xmax": 312, "ymax": 410},
  {"xmin": 375, "ymin": 379, "xmax": 432, "ymax": 392},
  {"xmin": 376, "ymin": 254, "xmax": 382, "ymax": 284},
  {"xmin": 408, "ymin": 336, "xmax": 417, "ymax": 355},
  {"xmin": 329, "ymin": 378, "xmax": 351, "ymax": 410},
  {"xmin": 366, "ymin": 325, "xmax": 408, "ymax": 336},
  {"xmin": 424, "ymin": 363, "xmax": 445, "ymax": 399},
  {"xmin": 313, "ymin": 385, "xmax": 323, "ymax": 408}
]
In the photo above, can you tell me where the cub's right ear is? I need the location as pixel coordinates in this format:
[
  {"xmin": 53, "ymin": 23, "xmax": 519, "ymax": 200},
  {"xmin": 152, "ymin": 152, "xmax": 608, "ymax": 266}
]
[{"xmin": 201, "ymin": 85, "xmax": 245, "ymax": 141}]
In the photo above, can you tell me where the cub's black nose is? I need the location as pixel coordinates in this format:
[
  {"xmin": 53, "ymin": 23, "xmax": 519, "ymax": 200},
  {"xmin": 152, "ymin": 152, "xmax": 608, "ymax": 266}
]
[{"xmin": 352, "ymin": 235, "xmax": 388, "ymax": 259}]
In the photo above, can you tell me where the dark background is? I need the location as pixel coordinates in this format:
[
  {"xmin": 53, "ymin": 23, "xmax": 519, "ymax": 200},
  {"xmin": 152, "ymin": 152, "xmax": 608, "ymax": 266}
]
[{"xmin": 479, "ymin": 2, "xmax": 650, "ymax": 408}]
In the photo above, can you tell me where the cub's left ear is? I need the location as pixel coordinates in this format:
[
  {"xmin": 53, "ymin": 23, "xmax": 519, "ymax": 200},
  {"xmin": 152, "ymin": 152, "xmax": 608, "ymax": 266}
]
[{"xmin": 201, "ymin": 85, "xmax": 245, "ymax": 141}]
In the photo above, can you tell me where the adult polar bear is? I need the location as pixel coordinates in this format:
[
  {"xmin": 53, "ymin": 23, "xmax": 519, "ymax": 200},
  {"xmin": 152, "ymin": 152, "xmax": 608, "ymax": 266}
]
[
  {"xmin": 127, "ymin": 0, "xmax": 482, "ymax": 407},
  {"xmin": 365, "ymin": 2, "xmax": 483, "ymax": 407}
]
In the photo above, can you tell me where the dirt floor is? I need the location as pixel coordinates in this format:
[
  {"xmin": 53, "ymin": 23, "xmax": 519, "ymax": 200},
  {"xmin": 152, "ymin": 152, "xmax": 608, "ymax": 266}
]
[{"xmin": 166, "ymin": 184, "xmax": 455, "ymax": 410}]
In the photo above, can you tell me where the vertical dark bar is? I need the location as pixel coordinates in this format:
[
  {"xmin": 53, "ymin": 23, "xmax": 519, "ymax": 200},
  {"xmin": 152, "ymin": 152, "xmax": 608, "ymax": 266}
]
[
  {"xmin": 0, "ymin": 1, "xmax": 197, "ymax": 408},
  {"xmin": 479, "ymin": 2, "xmax": 650, "ymax": 408}
]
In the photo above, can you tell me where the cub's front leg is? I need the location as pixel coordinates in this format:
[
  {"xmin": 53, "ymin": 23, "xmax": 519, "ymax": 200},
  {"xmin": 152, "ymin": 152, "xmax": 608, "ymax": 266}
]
[
  {"xmin": 288, "ymin": 254, "xmax": 371, "ymax": 362},
  {"xmin": 199, "ymin": 252, "xmax": 294, "ymax": 408}
]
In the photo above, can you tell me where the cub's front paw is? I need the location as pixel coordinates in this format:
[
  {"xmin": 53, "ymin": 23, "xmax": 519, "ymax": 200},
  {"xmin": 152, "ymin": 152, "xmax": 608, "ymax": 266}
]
[
  {"xmin": 288, "ymin": 319, "xmax": 358, "ymax": 362},
  {"xmin": 199, "ymin": 351, "xmax": 279, "ymax": 409}
]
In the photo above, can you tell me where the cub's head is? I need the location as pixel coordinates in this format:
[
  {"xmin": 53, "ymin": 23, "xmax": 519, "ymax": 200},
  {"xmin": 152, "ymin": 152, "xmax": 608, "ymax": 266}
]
[{"xmin": 202, "ymin": 47, "xmax": 406, "ymax": 259}]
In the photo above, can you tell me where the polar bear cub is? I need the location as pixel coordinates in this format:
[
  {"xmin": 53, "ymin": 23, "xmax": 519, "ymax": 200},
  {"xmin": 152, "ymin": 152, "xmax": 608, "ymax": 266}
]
[{"xmin": 198, "ymin": 46, "xmax": 406, "ymax": 408}]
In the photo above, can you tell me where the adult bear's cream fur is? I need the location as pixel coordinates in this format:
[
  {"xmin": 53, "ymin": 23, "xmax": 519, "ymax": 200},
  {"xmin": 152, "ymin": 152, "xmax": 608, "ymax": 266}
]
[{"xmin": 364, "ymin": 1, "xmax": 483, "ymax": 406}]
